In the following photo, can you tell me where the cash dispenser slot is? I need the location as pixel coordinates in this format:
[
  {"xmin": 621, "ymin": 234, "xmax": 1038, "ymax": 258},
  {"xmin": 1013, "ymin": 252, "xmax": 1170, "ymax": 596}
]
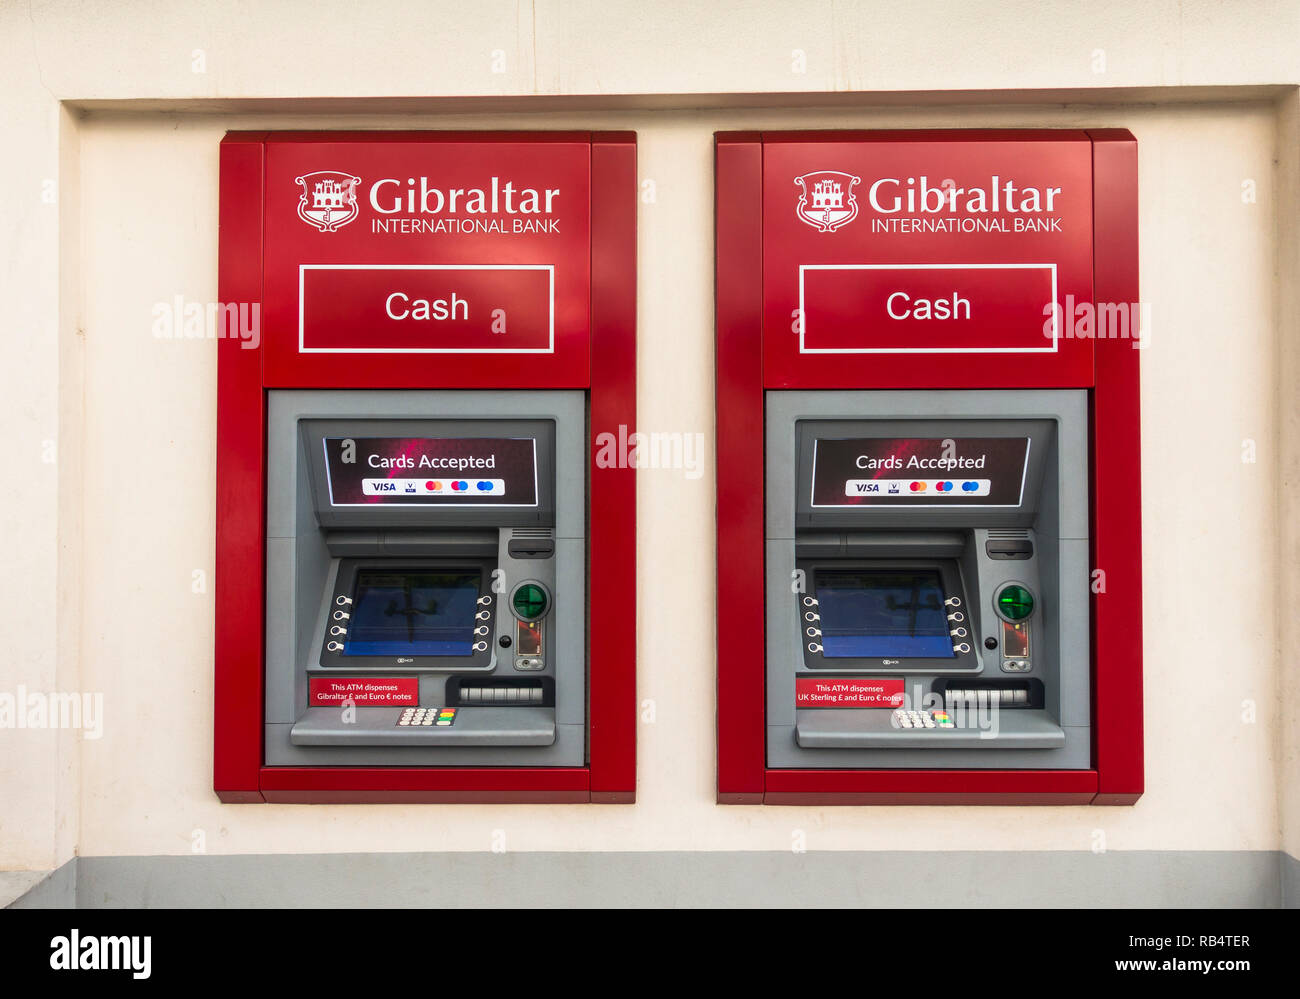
[
  {"xmin": 448, "ymin": 676, "xmax": 554, "ymax": 707},
  {"xmin": 325, "ymin": 530, "xmax": 499, "ymax": 558},
  {"xmin": 795, "ymin": 531, "xmax": 967, "ymax": 559},
  {"xmin": 932, "ymin": 678, "xmax": 1044, "ymax": 709}
]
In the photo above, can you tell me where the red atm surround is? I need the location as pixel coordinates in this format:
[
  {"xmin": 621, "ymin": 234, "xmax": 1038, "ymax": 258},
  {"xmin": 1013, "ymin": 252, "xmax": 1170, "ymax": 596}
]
[
  {"xmin": 216, "ymin": 131, "xmax": 636, "ymax": 804},
  {"xmin": 715, "ymin": 129, "xmax": 1142, "ymax": 805}
]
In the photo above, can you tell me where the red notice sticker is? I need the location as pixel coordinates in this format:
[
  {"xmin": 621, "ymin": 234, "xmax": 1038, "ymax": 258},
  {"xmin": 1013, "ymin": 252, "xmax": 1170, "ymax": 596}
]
[
  {"xmin": 796, "ymin": 677, "xmax": 905, "ymax": 708},
  {"xmin": 309, "ymin": 676, "xmax": 419, "ymax": 706}
]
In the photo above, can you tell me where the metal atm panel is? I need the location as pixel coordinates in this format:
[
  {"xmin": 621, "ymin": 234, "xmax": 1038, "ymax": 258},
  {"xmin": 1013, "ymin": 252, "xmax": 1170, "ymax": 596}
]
[
  {"xmin": 263, "ymin": 389, "xmax": 586, "ymax": 768},
  {"xmin": 764, "ymin": 389, "xmax": 1091, "ymax": 770}
]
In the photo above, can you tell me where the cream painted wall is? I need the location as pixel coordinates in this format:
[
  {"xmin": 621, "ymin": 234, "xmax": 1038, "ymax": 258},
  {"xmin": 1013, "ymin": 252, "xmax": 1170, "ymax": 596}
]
[
  {"xmin": 16, "ymin": 1, "xmax": 1300, "ymax": 98},
  {"xmin": 1275, "ymin": 92, "xmax": 1299, "ymax": 866},
  {"xmin": 66, "ymin": 101, "xmax": 1279, "ymax": 858},
  {"xmin": 1, "ymin": 1, "xmax": 1298, "ymax": 872}
]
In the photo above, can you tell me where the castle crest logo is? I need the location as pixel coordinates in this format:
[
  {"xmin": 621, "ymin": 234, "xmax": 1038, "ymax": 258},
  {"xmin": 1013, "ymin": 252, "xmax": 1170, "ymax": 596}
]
[
  {"xmin": 794, "ymin": 170, "xmax": 861, "ymax": 232},
  {"xmin": 295, "ymin": 171, "xmax": 362, "ymax": 232}
]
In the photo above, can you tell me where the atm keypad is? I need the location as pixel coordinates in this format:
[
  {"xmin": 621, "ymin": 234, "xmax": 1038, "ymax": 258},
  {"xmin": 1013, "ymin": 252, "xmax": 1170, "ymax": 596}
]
[
  {"xmin": 893, "ymin": 709, "xmax": 955, "ymax": 730},
  {"xmin": 397, "ymin": 707, "xmax": 457, "ymax": 727}
]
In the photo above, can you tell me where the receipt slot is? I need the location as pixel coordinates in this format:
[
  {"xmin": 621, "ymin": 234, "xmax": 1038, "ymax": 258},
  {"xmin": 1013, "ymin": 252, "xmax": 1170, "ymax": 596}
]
[
  {"xmin": 215, "ymin": 132, "xmax": 636, "ymax": 803},
  {"xmin": 715, "ymin": 130, "xmax": 1142, "ymax": 804}
]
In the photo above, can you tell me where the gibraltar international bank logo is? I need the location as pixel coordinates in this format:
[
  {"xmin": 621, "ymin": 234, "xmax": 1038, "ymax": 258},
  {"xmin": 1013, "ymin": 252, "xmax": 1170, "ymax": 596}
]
[
  {"xmin": 794, "ymin": 170, "xmax": 861, "ymax": 232},
  {"xmin": 295, "ymin": 171, "xmax": 361, "ymax": 232}
]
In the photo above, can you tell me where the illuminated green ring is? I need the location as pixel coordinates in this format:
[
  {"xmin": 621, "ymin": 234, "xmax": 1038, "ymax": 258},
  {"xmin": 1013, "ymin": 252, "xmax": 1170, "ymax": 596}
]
[
  {"xmin": 510, "ymin": 582, "xmax": 550, "ymax": 621},
  {"xmin": 995, "ymin": 583, "xmax": 1035, "ymax": 621}
]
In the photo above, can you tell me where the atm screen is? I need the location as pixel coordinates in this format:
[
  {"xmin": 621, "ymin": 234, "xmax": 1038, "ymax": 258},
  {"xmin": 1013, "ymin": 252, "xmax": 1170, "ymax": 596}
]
[
  {"xmin": 816, "ymin": 569, "xmax": 954, "ymax": 658},
  {"xmin": 344, "ymin": 570, "xmax": 481, "ymax": 656}
]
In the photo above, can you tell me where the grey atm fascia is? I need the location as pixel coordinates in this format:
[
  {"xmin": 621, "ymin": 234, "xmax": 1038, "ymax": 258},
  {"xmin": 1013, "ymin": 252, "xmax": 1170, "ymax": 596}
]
[
  {"xmin": 765, "ymin": 390, "xmax": 1091, "ymax": 770},
  {"xmin": 264, "ymin": 389, "xmax": 586, "ymax": 768}
]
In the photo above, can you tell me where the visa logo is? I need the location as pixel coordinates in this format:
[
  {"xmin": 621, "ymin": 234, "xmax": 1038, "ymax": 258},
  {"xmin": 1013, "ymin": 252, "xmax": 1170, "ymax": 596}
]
[
  {"xmin": 855, "ymin": 482, "xmax": 880, "ymax": 493},
  {"xmin": 374, "ymin": 482, "xmax": 397, "ymax": 491}
]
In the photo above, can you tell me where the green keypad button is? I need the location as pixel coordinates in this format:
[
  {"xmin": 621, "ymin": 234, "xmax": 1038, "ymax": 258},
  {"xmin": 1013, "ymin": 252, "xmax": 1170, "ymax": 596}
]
[
  {"xmin": 996, "ymin": 584, "xmax": 1035, "ymax": 620},
  {"xmin": 512, "ymin": 583, "xmax": 549, "ymax": 621}
]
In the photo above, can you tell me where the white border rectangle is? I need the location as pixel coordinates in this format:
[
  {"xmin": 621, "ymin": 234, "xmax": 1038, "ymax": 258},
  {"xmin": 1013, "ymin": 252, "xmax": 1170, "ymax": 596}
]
[
  {"xmin": 299, "ymin": 263, "xmax": 555, "ymax": 354},
  {"xmin": 797, "ymin": 262, "xmax": 1058, "ymax": 354}
]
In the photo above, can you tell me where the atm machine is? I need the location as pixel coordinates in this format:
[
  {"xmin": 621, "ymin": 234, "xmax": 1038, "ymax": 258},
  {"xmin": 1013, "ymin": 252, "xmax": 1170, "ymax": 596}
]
[
  {"xmin": 214, "ymin": 131, "xmax": 636, "ymax": 803},
  {"xmin": 715, "ymin": 129, "xmax": 1142, "ymax": 804},
  {"xmin": 766, "ymin": 392, "xmax": 1089, "ymax": 768},
  {"xmin": 265, "ymin": 399, "xmax": 583, "ymax": 765}
]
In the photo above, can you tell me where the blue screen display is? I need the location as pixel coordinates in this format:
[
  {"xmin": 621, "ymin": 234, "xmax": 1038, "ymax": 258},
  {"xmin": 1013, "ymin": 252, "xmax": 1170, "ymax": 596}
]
[
  {"xmin": 816, "ymin": 570, "xmax": 954, "ymax": 659},
  {"xmin": 344, "ymin": 570, "xmax": 480, "ymax": 656}
]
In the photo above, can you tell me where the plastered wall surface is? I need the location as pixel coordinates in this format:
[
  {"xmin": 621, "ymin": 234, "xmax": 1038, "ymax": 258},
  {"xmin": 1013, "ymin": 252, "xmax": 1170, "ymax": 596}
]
[
  {"xmin": 69, "ymin": 102, "xmax": 1278, "ymax": 857},
  {"xmin": 12, "ymin": 0, "xmax": 1300, "ymax": 97},
  {"xmin": 0, "ymin": 1, "xmax": 1297, "ymax": 873}
]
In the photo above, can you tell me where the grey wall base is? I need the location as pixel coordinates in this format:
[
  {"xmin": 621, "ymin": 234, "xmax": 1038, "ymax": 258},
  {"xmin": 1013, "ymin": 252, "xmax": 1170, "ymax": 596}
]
[
  {"xmin": 1286, "ymin": 850, "xmax": 1300, "ymax": 909},
  {"xmin": 0, "ymin": 870, "xmax": 59, "ymax": 908},
  {"xmin": 11, "ymin": 851, "xmax": 1300, "ymax": 908}
]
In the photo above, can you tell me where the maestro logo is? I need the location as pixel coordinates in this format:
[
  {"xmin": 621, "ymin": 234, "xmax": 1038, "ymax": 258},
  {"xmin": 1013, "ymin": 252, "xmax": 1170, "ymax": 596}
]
[
  {"xmin": 294, "ymin": 170, "xmax": 362, "ymax": 232},
  {"xmin": 794, "ymin": 170, "xmax": 861, "ymax": 232}
]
